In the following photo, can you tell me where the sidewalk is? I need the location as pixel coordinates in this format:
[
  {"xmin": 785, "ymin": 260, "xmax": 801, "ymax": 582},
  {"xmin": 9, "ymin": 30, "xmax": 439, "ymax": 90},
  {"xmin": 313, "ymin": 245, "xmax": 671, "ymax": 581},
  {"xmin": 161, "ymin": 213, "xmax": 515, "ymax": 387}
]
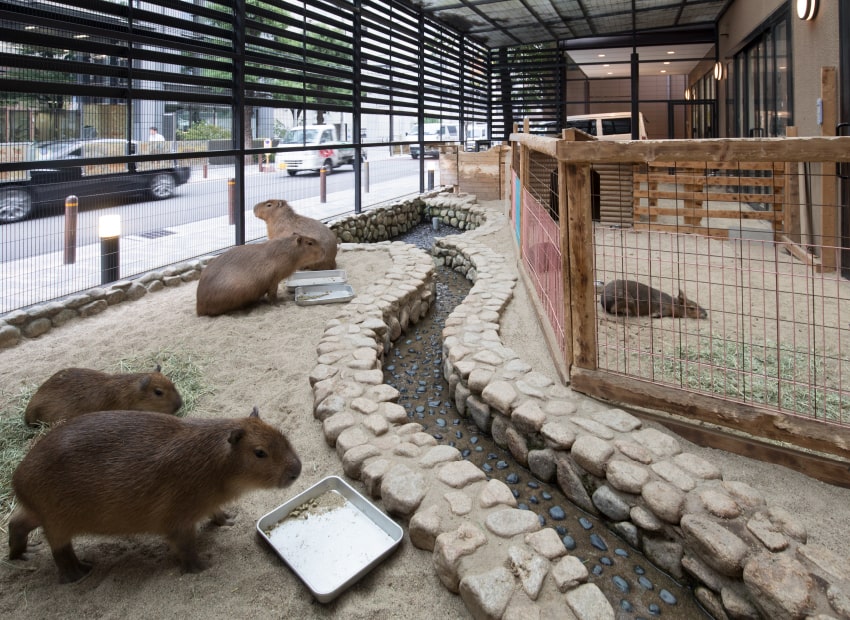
[{"xmin": 0, "ymin": 169, "xmax": 423, "ymax": 314}]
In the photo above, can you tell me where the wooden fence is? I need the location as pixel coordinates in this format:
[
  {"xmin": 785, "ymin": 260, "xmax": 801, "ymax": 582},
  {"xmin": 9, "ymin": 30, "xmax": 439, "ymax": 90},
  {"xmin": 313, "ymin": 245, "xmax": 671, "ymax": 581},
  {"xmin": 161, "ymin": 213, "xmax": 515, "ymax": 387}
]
[{"xmin": 509, "ymin": 130, "xmax": 850, "ymax": 486}]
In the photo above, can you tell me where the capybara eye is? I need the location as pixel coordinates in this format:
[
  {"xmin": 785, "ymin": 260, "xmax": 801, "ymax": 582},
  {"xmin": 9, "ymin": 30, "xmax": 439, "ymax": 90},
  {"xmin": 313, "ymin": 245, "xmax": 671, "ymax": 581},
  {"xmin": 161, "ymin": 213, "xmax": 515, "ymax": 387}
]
[
  {"xmin": 254, "ymin": 449, "xmax": 268, "ymax": 458},
  {"xmin": 154, "ymin": 388, "xmax": 164, "ymax": 396}
]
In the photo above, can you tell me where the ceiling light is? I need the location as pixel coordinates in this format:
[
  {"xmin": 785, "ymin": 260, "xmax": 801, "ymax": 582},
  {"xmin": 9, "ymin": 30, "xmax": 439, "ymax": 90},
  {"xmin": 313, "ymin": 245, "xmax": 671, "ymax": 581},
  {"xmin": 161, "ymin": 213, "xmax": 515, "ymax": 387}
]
[
  {"xmin": 660, "ymin": 70, "xmax": 667, "ymax": 74},
  {"xmin": 713, "ymin": 61, "xmax": 723, "ymax": 80},
  {"xmin": 796, "ymin": 0, "xmax": 818, "ymax": 20},
  {"xmin": 663, "ymin": 62, "xmax": 670, "ymax": 65},
  {"xmin": 607, "ymin": 72, "xmax": 613, "ymax": 75},
  {"xmin": 74, "ymin": 34, "xmax": 89, "ymax": 39},
  {"xmin": 667, "ymin": 51, "xmax": 675, "ymax": 55},
  {"xmin": 598, "ymin": 54, "xmax": 606, "ymax": 58},
  {"xmin": 603, "ymin": 64, "xmax": 610, "ymax": 67}
]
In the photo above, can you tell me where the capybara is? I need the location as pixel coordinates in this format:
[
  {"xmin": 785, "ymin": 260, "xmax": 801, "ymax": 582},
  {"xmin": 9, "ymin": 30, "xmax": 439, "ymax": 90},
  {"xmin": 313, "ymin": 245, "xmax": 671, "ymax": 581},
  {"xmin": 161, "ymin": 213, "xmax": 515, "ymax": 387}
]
[
  {"xmin": 8, "ymin": 407, "xmax": 301, "ymax": 583},
  {"xmin": 252, "ymin": 198, "xmax": 338, "ymax": 270},
  {"xmin": 196, "ymin": 233, "xmax": 324, "ymax": 316},
  {"xmin": 24, "ymin": 366, "xmax": 182, "ymax": 426},
  {"xmin": 600, "ymin": 279, "xmax": 708, "ymax": 319}
]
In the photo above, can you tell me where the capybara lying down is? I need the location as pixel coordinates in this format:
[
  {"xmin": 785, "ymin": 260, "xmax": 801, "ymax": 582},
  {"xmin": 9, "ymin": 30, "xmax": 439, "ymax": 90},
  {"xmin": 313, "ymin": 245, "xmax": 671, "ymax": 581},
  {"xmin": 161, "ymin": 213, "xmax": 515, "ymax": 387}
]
[
  {"xmin": 600, "ymin": 279, "xmax": 708, "ymax": 319},
  {"xmin": 252, "ymin": 198, "xmax": 338, "ymax": 270},
  {"xmin": 8, "ymin": 407, "xmax": 301, "ymax": 583},
  {"xmin": 196, "ymin": 233, "xmax": 323, "ymax": 316},
  {"xmin": 24, "ymin": 366, "xmax": 182, "ymax": 426}
]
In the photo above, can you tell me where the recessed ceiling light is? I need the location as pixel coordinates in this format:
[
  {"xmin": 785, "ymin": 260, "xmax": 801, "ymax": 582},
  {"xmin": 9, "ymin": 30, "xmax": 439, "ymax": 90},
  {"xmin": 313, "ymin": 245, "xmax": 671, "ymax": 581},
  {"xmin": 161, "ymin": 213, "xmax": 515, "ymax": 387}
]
[
  {"xmin": 598, "ymin": 54, "xmax": 606, "ymax": 58},
  {"xmin": 660, "ymin": 70, "xmax": 667, "ymax": 73},
  {"xmin": 25, "ymin": 25, "xmax": 37, "ymax": 30},
  {"xmin": 603, "ymin": 64, "xmax": 610, "ymax": 67},
  {"xmin": 667, "ymin": 51, "xmax": 675, "ymax": 55},
  {"xmin": 663, "ymin": 61, "xmax": 670, "ymax": 65},
  {"xmin": 74, "ymin": 34, "xmax": 89, "ymax": 39},
  {"xmin": 607, "ymin": 72, "xmax": 613, "ymax": 75}
]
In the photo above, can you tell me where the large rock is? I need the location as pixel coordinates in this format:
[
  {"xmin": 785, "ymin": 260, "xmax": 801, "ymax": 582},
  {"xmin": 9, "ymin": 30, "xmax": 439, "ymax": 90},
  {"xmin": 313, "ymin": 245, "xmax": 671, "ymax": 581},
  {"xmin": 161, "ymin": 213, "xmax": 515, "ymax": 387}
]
[
  {"xmin": 380, "ymin": 463, "xmax": 428, "ymax": 517},
  {"xmin": 743, "ymin": 553, "xmax": 816, "ymax": 619},
  {"xmin": 681, "ymin": 514, "xmax": 750, "ymax": 577},
  {"xmin": 459, "ymin": 566, "xmax": 515, "ymax": 619}
]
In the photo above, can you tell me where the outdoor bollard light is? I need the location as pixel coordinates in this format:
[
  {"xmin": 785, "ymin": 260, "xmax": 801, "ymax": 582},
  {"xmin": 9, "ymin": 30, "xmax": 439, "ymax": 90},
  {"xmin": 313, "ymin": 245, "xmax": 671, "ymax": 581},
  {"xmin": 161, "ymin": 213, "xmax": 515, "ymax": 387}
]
[
  {"xmin": 98, "ymin": 214, "xmax": 121, "ymax": 285},
  {"xmin": 228, "ymin": 178, "xmax": 235, "ymax": 225},
  {"xmin": 320, "ymin": 166, "xmax": 327, "ymax": 203},
  {"xmin": 426, "ymin": 161, "xmax": 436, "ymax": 190},
  {"xmin": 63, "ymin": 195, "xmax": 79, "ymax": 265}
]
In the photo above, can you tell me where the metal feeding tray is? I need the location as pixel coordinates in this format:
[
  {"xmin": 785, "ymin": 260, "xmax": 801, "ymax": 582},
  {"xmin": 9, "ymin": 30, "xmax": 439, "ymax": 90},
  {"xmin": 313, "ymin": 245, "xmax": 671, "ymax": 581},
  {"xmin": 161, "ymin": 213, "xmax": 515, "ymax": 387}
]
[
  {"xmin": 285, "ymin": 269, "xmax": 347, "ymax": 290},
  {"xmin": 294, "ymin": 283, "xmax": 355, "ymax": 306},
  {"xmin": 256, "ymin": 476, "xmax": 403, "ymax": 603}
]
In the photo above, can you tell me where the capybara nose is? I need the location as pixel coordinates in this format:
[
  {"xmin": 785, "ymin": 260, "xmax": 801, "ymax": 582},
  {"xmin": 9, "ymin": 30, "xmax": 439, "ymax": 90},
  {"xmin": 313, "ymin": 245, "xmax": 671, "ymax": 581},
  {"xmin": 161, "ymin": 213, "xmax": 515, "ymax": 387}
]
[{"xmin": 290, "ymin": 458, "xmax": 302, "ymax": 481}]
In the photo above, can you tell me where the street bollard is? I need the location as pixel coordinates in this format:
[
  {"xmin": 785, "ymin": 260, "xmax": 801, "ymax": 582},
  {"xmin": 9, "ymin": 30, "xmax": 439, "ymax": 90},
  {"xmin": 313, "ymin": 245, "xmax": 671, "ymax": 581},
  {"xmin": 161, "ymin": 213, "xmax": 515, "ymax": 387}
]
[
  {"xmin": 320, "ymin": 167, "xmax": 327, "ymax": 203},
  {"xmin": 364, "ymin": 161, "xmax": 370, "ymax": 193},
  {"xmin": 228, "ymin": 178, "xmax": 235, "ymax": 225},
  {"xmin": 426, "ymin": 161, "xmax": 436, "ymax": 191},
  {"xmin": 63, "ymin": 195, "xmax": 78, "ymax": 265},
  {"xmin": 203, "ymin": 163, "xmax": 208, "ymax": 179}
]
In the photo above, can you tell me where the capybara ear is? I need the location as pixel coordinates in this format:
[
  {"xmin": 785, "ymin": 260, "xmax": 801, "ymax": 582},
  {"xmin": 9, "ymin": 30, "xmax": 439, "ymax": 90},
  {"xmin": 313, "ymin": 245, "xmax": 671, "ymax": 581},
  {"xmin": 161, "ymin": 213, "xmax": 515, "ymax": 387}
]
[
  {"xmin": 294, "ymin": 234, "xmax": 304, "ymax": 246},
  {"xmin": 250, "ymin": 406, "xmax": 259, "ymax": 418},
  {"xmin": 228, "ymin": 428, "xmax": 245, "ymax": 445},
  {"xmin": 139, "ymin": 375, "xmax": 151, "ymax": 390},
  {"xmin": 155, "ymin": 363, "xmax": 162, "ymax": 373}
]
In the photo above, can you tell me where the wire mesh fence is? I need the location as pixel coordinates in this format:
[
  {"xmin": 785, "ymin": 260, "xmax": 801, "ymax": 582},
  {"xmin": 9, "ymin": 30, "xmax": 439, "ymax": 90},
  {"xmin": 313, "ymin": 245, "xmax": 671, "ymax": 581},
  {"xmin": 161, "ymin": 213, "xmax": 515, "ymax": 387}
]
[{"xmin": 513, "ymin": 132, "xmax": 850, "ymax": 439}]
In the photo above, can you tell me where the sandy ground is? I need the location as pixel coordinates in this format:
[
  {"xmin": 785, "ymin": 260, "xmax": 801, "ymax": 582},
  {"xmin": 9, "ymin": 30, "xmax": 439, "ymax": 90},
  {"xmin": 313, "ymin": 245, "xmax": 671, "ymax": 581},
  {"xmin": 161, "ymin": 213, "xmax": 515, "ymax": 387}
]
[{"xmin": 0, "ymin": 203, "xmax": 848, "ymax": 619}]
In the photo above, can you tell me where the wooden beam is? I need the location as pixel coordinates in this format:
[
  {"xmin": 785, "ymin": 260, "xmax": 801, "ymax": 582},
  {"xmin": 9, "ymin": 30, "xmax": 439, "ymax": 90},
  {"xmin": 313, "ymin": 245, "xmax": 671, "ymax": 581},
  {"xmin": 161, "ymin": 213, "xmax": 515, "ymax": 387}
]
[
  {"xmin": 570, "ymin": 367, "xmax": 850, "ymax": 462},
  {"xmin": 566, "ymin": 163, "xmax": 597, "ymax": 370},
  {"xmin": 820, "ymin": 67, "xmax": 838, "ymax": 272},
  {"xmin": 621, "ymin": 406, "xmax": 850, "ymax": 489},
  {"xmin": 554, "ymin": 136, "xmax": 850, "ymax": 164}
]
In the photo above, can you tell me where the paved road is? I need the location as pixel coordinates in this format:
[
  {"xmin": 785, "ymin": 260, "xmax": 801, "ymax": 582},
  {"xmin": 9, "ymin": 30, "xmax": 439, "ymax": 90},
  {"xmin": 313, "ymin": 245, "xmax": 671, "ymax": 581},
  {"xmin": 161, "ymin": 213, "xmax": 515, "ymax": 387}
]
[{"xmin": 1, "ymin": 153, "xmax": 427, "ymax": 262}]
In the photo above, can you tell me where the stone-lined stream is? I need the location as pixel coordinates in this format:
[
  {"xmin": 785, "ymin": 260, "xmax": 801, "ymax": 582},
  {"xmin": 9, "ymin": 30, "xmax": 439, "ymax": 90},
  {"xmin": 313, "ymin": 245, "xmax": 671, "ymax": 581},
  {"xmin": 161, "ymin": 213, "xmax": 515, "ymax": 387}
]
[{"xmin": 383, "ymin": 221, "xmax": 708, "ymax": 619}]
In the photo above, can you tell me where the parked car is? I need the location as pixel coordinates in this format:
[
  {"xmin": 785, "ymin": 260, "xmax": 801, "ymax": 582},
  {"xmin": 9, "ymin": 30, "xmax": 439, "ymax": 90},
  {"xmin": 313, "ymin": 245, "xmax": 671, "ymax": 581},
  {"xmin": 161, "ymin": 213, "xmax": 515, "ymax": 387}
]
[{"xmin": 0, "ymin": 139, "xmax": 191, "ymax": 224}]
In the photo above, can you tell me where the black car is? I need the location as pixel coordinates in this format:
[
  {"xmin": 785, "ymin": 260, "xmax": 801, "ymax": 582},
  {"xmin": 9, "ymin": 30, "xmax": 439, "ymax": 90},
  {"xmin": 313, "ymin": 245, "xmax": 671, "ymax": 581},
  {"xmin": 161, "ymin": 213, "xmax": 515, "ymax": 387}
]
[{"xmin": 0, "ymin": 139, "xmax": 191, "ymax": 224}]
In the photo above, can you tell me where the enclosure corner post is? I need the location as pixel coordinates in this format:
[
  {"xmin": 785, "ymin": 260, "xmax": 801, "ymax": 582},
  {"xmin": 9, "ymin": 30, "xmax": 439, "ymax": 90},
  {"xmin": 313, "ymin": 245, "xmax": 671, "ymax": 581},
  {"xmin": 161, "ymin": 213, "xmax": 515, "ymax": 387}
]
[{"xmin": 566, "ymin": 162, "xmax": 597, "ymax": 372}]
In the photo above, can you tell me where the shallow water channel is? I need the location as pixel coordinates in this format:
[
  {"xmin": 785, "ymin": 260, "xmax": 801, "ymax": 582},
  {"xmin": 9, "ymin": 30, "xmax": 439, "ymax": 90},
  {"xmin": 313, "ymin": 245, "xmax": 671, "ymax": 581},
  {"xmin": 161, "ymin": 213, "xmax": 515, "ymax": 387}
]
[{"xmin": 383, "ymin": 222, "xmax": 708, "ymax": 619}]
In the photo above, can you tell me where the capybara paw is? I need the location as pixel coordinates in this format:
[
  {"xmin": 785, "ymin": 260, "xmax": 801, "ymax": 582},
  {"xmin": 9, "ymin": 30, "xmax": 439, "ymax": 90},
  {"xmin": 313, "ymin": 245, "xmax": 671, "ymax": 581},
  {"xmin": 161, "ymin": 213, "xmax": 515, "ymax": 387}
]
[
  {"xmin": 180, "ymin": 558, "xmax": 208, "ymax": 574},
  {"xmin": 210, "ymin": 510, "xmax": 235, "ymax": 527},
  {"xmin": 58, "ymin": 561, "xmax": 93, "ymax": 584}
]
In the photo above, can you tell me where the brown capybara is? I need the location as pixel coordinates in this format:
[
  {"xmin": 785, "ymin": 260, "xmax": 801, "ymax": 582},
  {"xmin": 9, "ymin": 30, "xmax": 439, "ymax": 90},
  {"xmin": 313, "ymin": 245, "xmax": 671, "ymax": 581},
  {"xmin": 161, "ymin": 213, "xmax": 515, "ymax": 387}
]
[
  {"xmin": 8, "ymin": 407, "xmax": 301, "ymax": 583},
  {"xmin": 196, "ymin": 233, "xmax": 324, "ymax": 316},
  {"xmin": 252, "ymin": 198, "xmax": 338, "ymax": 270},
  {"xmin": 600, "ymin": 279, "xmax": 708, "ymax": 319},
  {"xmin": 24, "ymin": 366, "xmax": 182, "ymax": 426}
]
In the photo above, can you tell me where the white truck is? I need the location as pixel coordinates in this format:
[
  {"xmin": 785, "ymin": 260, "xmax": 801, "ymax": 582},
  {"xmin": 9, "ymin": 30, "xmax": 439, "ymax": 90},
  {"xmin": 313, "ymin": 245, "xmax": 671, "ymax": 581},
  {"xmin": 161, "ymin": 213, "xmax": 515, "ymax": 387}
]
[{"xmin": 275, "ymin": 124, "xmax": 359, "ymax": 176}]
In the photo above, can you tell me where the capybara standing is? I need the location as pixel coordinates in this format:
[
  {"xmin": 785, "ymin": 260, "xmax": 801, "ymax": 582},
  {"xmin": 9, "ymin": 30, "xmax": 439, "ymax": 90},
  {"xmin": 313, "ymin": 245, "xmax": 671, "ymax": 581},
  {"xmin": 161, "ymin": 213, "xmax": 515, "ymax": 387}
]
[
  {"xmin": 8, "ymin": 407, "xmax": 301, "ymax": 583},
  {"xmin": 252, "ymin": 198, "xmax": 338, "ymax": 270},
  {"xmin": 196, "ymin": 233, "xmax": 323, "ymax": 316},
  {"xmin": 600, "ymin": 279, "xmax": 708, "ymax": 319},
  {"xmin": 24, "ymin": 366, "xmax": 182, "ymax": 426}
]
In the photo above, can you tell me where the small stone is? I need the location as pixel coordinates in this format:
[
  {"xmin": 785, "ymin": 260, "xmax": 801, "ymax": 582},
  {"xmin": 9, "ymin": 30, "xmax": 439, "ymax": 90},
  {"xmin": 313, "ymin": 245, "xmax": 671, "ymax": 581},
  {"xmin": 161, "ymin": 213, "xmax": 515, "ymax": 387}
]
[
  {"xmin": 485, "ymin": 508, "xmax": 541, "ymax": 538},
  {"xmin": 565, "ymin": 584, "xmax": 615, "ymax": 620},
  {"xmin": 548, "ymin": 506, "xmax": 566, "ymax": 520},
  {"xmin": 459, "ymin": 567, "xmax": 515, "ymax": 619},
  {"xmin": 551, "ymin": 555, "xmax": 589, "ymax": 592}
]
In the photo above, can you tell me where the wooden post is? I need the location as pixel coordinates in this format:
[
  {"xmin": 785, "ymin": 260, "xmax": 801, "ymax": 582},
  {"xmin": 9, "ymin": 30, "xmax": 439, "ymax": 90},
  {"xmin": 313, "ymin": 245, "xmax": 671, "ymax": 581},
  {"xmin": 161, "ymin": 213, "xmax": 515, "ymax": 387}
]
[
  {"xmin": 820, "ymin": 67, "xmax": 838, "ymax": 272},
  {"xmin": 784, "ymin": 126, "xmax": 801, "ymax": 243},
  {"xmin": 558, "ymin": 159, "xmax": 573, "ymax": 370},
  {"xmin": 566, "ymin": 162, "xmax": 597, "ymax": 371}
]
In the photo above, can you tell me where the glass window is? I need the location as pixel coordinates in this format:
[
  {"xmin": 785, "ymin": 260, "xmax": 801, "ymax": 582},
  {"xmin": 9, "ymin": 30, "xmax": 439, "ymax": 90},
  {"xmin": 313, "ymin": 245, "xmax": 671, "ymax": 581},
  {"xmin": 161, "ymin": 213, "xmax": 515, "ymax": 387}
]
[
  {"xmin": 602, "ymin": 118, "xmax": 631, "ymax": 136},
  {"xmin": 728, "ymin": 8, "xmax": 791, "ymax": 137},
  {"xmin": 564, "ymin": 119, "xmax": 596, "ymax": 135}
]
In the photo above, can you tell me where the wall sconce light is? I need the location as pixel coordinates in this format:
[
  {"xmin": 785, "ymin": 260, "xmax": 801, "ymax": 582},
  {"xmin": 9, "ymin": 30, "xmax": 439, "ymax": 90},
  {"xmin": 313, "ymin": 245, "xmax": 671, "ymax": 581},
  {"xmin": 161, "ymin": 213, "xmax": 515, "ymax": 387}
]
[
  {"xmin": 684, "ymin": 88, "xmax": 691, "ymax": 100},
  {"xmin": 796, "ymin": 0, "xmax": 818, "ymax": 20},
  {"xmin": 713, "ymin": 61, "xmax": 723, "ymax": 81}
]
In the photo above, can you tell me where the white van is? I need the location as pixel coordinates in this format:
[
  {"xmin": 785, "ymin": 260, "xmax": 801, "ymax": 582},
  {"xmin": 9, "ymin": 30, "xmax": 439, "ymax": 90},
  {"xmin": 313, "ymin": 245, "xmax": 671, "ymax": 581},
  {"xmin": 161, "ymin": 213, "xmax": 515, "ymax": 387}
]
[
  {"xmin": 564, "ymin": 112, "xmax": 648, "ymax": 141},
  {"xmin": 404, "ymin": 122, "xmax": 459, "ymax": 158},
  {"xmin": 275, "ymin": 124, "xmax": 358, "ymax": 175}
]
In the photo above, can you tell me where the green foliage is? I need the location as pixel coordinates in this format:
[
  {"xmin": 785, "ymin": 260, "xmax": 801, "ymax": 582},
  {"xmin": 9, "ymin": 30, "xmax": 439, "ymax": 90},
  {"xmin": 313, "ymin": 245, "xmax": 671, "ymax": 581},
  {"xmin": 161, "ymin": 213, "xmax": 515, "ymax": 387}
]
[
  {"xmin": 654, "ymin": 337, "xmax": 849, "ymax": 422},
  {"xmin": 177, "ymin": 120, "xmax": 231, "ymax": 141}
]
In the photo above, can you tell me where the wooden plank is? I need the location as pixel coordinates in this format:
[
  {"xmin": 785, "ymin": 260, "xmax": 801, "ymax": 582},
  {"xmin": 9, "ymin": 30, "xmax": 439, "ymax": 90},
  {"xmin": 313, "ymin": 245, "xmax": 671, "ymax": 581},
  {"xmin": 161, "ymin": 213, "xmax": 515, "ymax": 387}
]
[
  {"xmin": 633, "ymin": 206, "xmax": 782, "ymax": 221},
  {"xmin": 558, "ymin": 159, "xmax": 573, "ymax": 370},
  {"xmin": 635, "ymin": 174, "xmax": 784, "ymax": 189},
  {"xmin": 779, "ymin": 234, "xmax": 822, "ymax": 267},
  {"xmin": 566, "ymin": 163, "xmax": 596, "ymax": 370},
  {"xmin": 633, "ymin": 223, "xmax": 730, "ymax": 237},
  {"xmin": 820, "ymin": 67, "xmax": 838, "ymax": 272},
  {"xmin": 554, "ymin": 136, "xmax": 850, "ymax": 165},
  {"xmin": 623, "ymin": 407, "xmax": 850, "ymax": 489},
  {"xmin": 645, "ymin": 160, "xmax": 780, "ymax": 171},
  {"xmin": 570, "ymin": 367, "xmax": 850, "ymax": 461}
]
